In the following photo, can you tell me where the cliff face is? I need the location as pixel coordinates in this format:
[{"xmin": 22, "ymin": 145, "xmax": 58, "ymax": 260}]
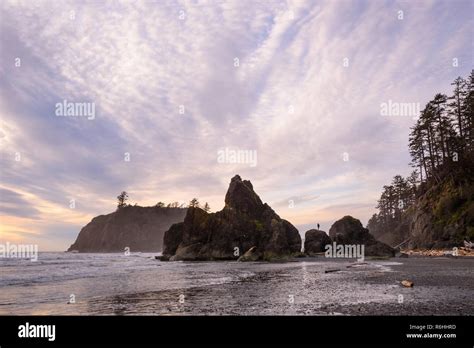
[
  {"xmin": 408, "ymin": 177, "xmax": 474, "ymax": 249},
  {"xmin": 67, "ymin": 206, "xmax": 186, "ymax": 252},
  {"xmin": 367, "ymin": 162, "xmax": 474, "ymax": 249},
  {"xmin": 161, "ymin": 175, "xmax": 302, "ymax": 261}
]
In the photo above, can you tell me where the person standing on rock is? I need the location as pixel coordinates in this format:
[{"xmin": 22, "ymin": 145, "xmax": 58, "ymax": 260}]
[{"xmin": 317, "ymin": 223, "xmax": 320, "ymax": 230}]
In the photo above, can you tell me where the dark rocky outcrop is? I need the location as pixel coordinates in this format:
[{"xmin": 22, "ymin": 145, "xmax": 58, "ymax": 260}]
[
  {"xmin": 408, "ymin": 177, "xmax": 474, "ymax": 249},
  {"xmin": 161, "ymin": 175, "xmax": 302, "ymax": 261},
  {"xmin": 162, "ymin": 221, "xmax": 184, "ymax": 257},
  {"xmin": 68, "ymin": 206, "xmax": 186, "ymax": 252},
  {"xmin": 329, "ymin": 216, "xmax": 395, "ymax": 257},
  {"xmin": 367, "ymin": 170, "xmax": 474, "ymax": 249},
  {"xmin": 367, "ymin": 147, "xmax": 474, "ymax": 250},
  {"xmin": 304, "ymin": 229, "xmax": 331, "ymax": 255}
]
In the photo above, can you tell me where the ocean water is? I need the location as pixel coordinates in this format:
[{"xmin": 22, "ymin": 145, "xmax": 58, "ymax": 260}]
[
  {"xmin": 0, "ymin": 252, "xmax": 253, "ymax": 315},
  {"xmin": 0, "ymin": 253, "xmax": 472, "ymax": 315}
]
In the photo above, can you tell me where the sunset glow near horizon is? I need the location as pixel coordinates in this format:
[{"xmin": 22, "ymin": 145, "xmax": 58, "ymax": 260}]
[{"xmin": 0, "ymin": 0, "xmax": 472, "ymax": 251}]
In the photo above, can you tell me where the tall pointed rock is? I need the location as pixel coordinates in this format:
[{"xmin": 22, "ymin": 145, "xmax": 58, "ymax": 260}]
[{"xmin": 162, "ymin": 175, "xmax": 302, "ymax": 261}]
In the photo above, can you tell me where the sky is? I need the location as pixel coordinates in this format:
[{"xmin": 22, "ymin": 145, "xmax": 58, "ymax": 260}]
[{"xmin": 0, "ymin": 0, "xmax": 472, "ymax": 251}]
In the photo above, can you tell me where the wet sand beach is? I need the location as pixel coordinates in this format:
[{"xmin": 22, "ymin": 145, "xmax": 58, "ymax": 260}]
[
  {"xmin": 1, "ymin": 253, "xmax": 472, "ymax": 315},
  {"xmin": 85, "ymin": 257, "xmax": 474, "ymax": 315}
]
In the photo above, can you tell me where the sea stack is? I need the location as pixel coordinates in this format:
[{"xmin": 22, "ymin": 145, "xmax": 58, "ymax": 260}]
[
  {"xmin": 304, "ymin": 229, "xmax": 332, "ymax": 255},
  {"xmin": 329, "ymin": 216, "xmax": 395, "ymax": 257},
  {"xmin": 161, "ymin": 175, "xmax": 302, "ymax": 261},
  {"xmin": 67, "ymin": 206, "xmax": 186, "ymax": 252}
]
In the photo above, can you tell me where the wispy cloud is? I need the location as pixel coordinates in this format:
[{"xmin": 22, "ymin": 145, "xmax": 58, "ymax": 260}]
[{"xmin": 0, "ymin": 0, "xmax": 472, "ymax": 250}]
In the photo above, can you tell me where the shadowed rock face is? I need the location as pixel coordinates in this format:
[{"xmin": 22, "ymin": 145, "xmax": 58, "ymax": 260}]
[
  {"xmin": 224, "ymin": 177, "xmax": 262, "ymax": 214},
  {"xmin": 161, "ymin": 175, "xmax": 302, "ymax": 261},
  {"xmin": 304, "ymin": 229, "xmax": 331, "ymax": 255},
  {"xmin": 329, "ymin": 216, "xmax": 395, "ymax": 257},
  {"xmin": 68, "ymin": 206, "xmax": 186, "ymax": 252},
  {"xmin": 408, "ymin": 176, "xmax": 474, "ymax": 249}
]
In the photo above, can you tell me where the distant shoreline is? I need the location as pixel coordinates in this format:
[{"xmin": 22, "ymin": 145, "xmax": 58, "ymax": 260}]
[{"xmin": 58, "ymin": 249, "xmax": 474, "ymax": 259}]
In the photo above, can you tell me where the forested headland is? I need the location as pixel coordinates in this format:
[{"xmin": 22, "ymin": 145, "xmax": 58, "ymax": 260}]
[{"xmin": 368, "ymin": 71, "xmax": 474, "ymax": 249}]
